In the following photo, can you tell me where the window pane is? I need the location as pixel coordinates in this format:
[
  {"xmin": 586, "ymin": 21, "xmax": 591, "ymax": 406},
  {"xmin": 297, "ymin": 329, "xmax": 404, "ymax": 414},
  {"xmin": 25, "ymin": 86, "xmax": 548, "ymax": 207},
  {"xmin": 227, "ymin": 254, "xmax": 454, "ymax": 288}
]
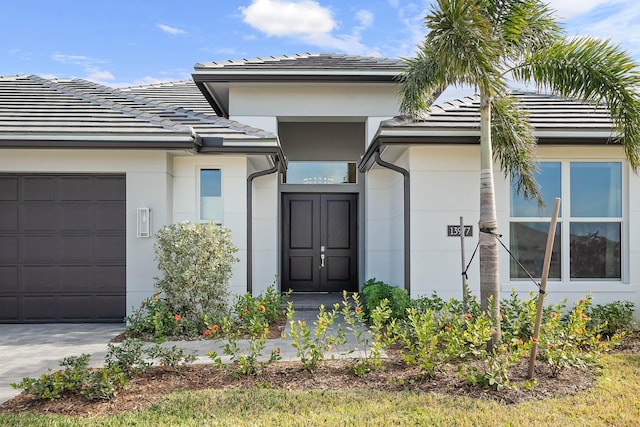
[
  {"xmin": 285, "ymin": 162, "xmax": 356, "ymax": 184},
  {"xmin": 509, "ymin": 222, "xmax": 561, "ymax": 279},
  {"xmin": 570, "ymin": 222, "xmax": 621, "ymax": 279},
  {"xmin": 570, "ymin": 162, "xmax": 621, "ymax": 217},
  {"xmin": 200, "ymin": 169, "xmax": 222, "ymax": 222},
  {"xmin": 511, "ymin": 162, "xmax": 561, "ymax": 217}
]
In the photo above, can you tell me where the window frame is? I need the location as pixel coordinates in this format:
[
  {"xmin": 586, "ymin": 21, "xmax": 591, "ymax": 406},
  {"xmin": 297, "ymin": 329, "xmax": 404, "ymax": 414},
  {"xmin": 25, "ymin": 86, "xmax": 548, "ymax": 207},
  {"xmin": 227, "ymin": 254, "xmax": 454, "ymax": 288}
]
[
  {"xmin": 509, "ymin": 160, "xmax": 626, "ymax": 283},
  {"xmin": 197, "ymin": 167, "xmax": 223, "ymax": 224}
]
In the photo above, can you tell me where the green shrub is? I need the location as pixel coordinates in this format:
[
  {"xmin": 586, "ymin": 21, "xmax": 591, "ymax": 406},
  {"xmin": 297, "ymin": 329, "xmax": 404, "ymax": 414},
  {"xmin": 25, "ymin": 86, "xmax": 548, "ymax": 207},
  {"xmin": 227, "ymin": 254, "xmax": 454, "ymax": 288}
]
[
  {"xmin": 588, "ymin": 300, "xmax": 636, "ymax": 337},
  {"xmin": 154, "ymin": 221, "xmax": 238, "ymax": 323},
  {"xmin": 105, "ymin": 338, "xmax": 151, "ymax": 378},
  {"xmin": 125, "ymin": 293, "xmax": 194, "ymax": 342},
  {"xmin": 11, "ymin": 354, "xmax": 126, "ymax": 401},
  {"xmin": 361, "ymin": 278, "xmax": 410, "ymax": 320}
]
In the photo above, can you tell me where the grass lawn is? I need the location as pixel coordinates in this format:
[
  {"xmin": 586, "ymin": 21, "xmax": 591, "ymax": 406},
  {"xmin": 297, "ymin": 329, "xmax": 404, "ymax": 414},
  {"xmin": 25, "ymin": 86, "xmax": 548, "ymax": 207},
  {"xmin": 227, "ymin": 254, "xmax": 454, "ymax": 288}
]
[{"xmin": 1, "ymin": 353, "xmax": 638, "ymax": 426}]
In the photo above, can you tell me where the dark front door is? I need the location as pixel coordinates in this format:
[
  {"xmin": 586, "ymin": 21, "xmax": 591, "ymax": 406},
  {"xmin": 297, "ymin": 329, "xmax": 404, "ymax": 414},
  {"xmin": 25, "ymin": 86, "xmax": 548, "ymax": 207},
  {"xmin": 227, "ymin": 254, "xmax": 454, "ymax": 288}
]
[{"xmin": 282, "ymin": 193, "xmax": 358, "ymax": 292}]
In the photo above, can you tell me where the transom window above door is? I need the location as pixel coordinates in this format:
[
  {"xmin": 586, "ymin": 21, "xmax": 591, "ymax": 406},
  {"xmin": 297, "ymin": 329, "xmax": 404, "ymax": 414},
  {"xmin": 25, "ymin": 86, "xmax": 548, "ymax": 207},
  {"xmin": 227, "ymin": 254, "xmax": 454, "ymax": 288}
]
[
  {"xmin": 283, "ymin": 161, "xmax": 357, "ymax": 184},
  {"xmin": 509, "ymin": 161, "xmax": 623, "ymax": 281}
]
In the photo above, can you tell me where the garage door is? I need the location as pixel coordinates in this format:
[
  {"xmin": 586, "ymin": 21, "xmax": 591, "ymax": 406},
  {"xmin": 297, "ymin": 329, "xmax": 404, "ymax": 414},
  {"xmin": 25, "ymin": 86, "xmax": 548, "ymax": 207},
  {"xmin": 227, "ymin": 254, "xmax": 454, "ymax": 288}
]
[{"xmin": 0, "ymin": 174, "xmax": 126, "ymax": 323}]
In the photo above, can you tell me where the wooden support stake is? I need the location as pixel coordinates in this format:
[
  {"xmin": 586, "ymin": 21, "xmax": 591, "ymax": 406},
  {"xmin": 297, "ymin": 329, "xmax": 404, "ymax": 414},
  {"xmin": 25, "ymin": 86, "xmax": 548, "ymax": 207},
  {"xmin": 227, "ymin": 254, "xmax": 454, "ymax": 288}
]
[
  {"xmin": 460, "ymin": 216, "xmax": 470, "ymax": 312},
  {"xmin": 527, "ymin": 197, "xmax": 561, "ymax": 380}
]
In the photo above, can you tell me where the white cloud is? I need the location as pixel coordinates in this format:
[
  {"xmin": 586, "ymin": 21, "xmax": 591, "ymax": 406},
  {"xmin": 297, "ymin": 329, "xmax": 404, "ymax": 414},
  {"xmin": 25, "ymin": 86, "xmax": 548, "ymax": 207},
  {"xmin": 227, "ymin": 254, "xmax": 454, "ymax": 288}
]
[
  {"xmin": 86, "ymin": 68, "xmax": 115, "ymax": 81},
  {"xmin": 156, "ymin": 24, "xmax": 186, "ymax": 36},
  {"xmin": 240, "ymin": 0, "xmax": 379, "ymax": 55},
  {"xmin": 546, "ymin": 0, "xmax": 622, "ymax": 20},
  {"xmin": 355, "ymin": 10, "xmax": 374, "ymax": 28},
  {"xmin": 51, "ymin": 52, "xmax": 117, "ymax": 84},
  {"xmin": 240, "ymin": 0, "xmax": 335, "ymax": 37},
  {"xmin": 387, "ymin": 0, "xmax": 400, "ymax": 8}
]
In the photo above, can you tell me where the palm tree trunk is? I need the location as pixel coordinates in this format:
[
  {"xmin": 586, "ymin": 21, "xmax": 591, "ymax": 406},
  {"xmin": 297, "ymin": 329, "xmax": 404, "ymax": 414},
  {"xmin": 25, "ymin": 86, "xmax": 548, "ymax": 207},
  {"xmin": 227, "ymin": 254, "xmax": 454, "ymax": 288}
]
[{"xmin": 478, "ymin": 91, "xmax": 502, "ymax": 349}]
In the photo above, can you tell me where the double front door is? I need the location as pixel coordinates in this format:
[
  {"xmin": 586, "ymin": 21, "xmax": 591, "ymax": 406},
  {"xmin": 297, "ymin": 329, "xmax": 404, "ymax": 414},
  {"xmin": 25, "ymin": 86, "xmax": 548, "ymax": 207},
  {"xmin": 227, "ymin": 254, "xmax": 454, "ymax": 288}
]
[{"xmin": 282, "ymin": 193, "xmax": 358, "ymax": 292}]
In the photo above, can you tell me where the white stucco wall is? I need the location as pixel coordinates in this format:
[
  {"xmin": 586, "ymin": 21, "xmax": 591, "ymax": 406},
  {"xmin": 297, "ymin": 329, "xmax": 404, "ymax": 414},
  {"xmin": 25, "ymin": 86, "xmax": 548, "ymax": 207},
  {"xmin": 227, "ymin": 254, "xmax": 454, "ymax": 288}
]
[
  {"xmin": 405, "ymin": 144, "xmax": 639, "ymax": 310},
  {"xmin": 229, "ymin": 83, "xmax": 400, "ymax": 119},
  {"xmin": 171, "ymin": 155, "xmax": 249, "ymax": 297},
  {"xmin": 249, "ymin": 170, "xmax": 279, "ymax": 295},
  {"xmin": 0, "ymin": 149, "xmax": 174, "ymax": 316},
  {"xmin": 365, "ymin": 152, "xmax": 407, "ymax": 288}
]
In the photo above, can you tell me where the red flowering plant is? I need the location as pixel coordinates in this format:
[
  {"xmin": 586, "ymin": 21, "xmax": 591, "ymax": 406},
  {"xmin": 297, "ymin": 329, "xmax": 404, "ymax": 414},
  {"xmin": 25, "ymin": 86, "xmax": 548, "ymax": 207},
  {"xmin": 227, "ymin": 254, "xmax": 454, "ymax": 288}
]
[
  {"xmin": 538, "ymin": 294, "xmax": 621, "ymax": 377},
  {"xmin": 125, "ymin": 293, "xmax": 189, "ymax": 343},
  {"xmin": 232, "ymin": 283, "xmax": 291, "ymax": 335}
]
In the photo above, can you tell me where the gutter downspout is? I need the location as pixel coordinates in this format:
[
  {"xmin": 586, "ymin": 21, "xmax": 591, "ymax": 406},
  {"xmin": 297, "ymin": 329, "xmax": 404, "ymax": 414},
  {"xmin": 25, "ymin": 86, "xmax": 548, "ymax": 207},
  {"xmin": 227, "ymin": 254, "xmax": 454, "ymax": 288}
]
[
  {"xmin": 247, "ymin": 158, "xmax": 280, "ymax": 294},
  {"xmin": 373, "ymin": 149, "xmax": 411, "ymax": 295}
]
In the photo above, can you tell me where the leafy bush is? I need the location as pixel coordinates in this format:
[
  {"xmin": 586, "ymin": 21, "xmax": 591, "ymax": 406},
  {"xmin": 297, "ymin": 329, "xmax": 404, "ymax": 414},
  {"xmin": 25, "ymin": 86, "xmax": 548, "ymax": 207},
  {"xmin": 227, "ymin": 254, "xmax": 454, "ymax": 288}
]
[
  {"xmin": 125, "ymin": 293, "xmax": 193, "ymax": 342},
  {"xmin": 11, "ymin": 354, "xmax": 126, "ymax": 401},
  {"xmin": 105, "ymin": 339, "xmax": 151, "ymax": 378},
  {"xmin": 146, "ymin": 344, "xmax": 198, "ymax": 369},
  {"xmin": 588, "ymin": 300, "xmax": 636, "ymax": 337},
  {"xmin": 361, "ymin": 278, "xmax": 410, "ymax": 321},
  {"xmin": 154, "ymin": 221, "xmax": 238, "ymax": 323},
  {"xmin": 286, "ymin": 302, "xmax": 346, "ymax": 373}
]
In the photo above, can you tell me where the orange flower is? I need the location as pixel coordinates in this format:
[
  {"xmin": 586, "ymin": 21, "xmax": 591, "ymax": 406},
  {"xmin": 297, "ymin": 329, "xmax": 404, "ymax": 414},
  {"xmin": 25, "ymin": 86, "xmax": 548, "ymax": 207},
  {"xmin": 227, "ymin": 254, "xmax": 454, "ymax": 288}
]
[
  {"xmin": 444, "ymin": 326, "xmax": 451, "ymax": 332},
  {"xmin": 242, "ymin": 307, "xmax": 249, "ymax": 313},
  {"xmin": 259, "ymin": 305, "xmax": 266, "ymax": 312},
  {"xmin": 463, "ymin": 313, "xmax": 473, "ymax": 320},
  {"xmin": 140, "ymin": 301, "xmax": 145, "ymax": 308},
  {"xmin": 211, "ymin": 324, "xmax": 220, "ymax": 332},
  {"xmin": 355, "ymin": 306, "xmax": 362, "ymax": 314},
  {"xmin": 531, "ymin": 337, "xmax": 538, "ymax": 343},
  {"xmin": 549, "ymin": 343, "xmax": 556, "ymax": 349},
  {"xmin": 174, "ymin": 314, "xmax": 182, "ymax": 321},
  {"xmin": 578, "ymin": 299, "xmax": 585, "ymax": 304},
  {"xmin": 581, "ymin": 313, "xmax": 588, "ymax": 320},
  {"xmin": 154, "ymin": 295, "xmax": 160, "ymax": 301},
  {"xmin": 516, "ymin": 339, "xmax": 524, "ymax": 346},
  {"xmin": 203, "ymin": 329, "xmax": 211, "ymax": 337},
  {"xmin": 550, "ymin": 312, "xmax": 558, "ymax": 318}
]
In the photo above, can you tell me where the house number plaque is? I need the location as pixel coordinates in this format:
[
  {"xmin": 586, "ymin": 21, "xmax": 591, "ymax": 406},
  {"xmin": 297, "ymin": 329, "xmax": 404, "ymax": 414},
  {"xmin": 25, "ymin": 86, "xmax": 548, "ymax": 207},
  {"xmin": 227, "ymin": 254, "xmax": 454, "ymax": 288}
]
[{"xmin": 447, "ymin": 225, "xmax": 473, "ymax": 237}]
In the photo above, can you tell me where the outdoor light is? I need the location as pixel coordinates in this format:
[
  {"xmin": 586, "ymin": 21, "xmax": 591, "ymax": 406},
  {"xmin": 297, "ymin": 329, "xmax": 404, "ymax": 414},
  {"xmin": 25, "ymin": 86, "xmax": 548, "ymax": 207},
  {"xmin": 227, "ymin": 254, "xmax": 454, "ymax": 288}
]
[{"xmin": 136, "ymin": 207, "xmax": 151, "ymax": 238}]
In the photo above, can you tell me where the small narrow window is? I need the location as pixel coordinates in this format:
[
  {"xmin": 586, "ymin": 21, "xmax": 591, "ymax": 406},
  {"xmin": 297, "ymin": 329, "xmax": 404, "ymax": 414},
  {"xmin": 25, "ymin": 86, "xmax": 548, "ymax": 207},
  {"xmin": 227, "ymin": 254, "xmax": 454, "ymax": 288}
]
[{"xmin": 200, "ymin": 169, "xmax": 222, "ymax": 223}]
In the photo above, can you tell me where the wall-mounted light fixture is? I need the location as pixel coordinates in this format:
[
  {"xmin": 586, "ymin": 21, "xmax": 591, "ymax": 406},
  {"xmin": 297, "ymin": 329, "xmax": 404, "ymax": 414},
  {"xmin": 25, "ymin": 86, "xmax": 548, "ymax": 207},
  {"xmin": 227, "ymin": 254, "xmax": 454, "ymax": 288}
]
[{"xmin": 137, "ymin": 207, "xmax": 151, "ymax": 238}]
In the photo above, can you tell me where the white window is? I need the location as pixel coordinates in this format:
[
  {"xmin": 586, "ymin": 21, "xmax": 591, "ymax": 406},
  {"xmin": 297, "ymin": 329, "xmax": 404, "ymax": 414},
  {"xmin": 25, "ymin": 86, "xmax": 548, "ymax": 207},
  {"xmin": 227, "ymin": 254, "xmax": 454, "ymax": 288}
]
[
  {"xmin": 510, "ymin": 161, "xmax": 622, "ymax": 281},
  {"xmin": 199, "ymin": 168, "xmax": 222, "ymax": 223}
]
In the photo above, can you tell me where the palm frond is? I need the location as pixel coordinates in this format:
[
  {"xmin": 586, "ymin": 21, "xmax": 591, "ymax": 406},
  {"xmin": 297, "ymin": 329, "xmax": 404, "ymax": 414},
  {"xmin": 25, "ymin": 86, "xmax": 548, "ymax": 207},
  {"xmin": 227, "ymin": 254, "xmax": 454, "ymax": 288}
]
[
  {"xmin": 491, "ymin": 95, "xmax": 542, "ymax": 204},
  {"xmin": 397, "ymin": 49, "xmax": 442, "ymax": 118},
  {"xmin": 513, "ymin": 37, "xmax": 640, "ymax": 170},
  {"xmin": 493, "ymin": 0, "xmax": 561, "ymax": 59},
  {"xmin": 424, "ymin": 0, "xmax": 504, "ymax": 93}
]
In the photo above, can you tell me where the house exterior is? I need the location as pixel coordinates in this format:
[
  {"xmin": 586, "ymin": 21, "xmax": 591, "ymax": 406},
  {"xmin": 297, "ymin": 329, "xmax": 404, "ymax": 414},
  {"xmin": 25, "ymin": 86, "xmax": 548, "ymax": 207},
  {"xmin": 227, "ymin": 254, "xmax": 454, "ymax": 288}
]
[{"xmin": 0, "ymin": 53, "xmax": 637, "ymax": 323}]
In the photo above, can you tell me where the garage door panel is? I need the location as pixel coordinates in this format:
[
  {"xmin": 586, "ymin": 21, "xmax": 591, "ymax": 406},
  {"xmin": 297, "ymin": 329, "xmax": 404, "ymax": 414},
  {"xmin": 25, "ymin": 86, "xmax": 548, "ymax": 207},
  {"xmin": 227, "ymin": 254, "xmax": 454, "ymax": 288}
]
[
  {"xmin": 0, "ymin": 174, "xmax": 126, "ymax": 323},
  {"xmin": 22, "ymin": 235, "xmax": 59, "ymax": 262},
  {"xmin": 22, "ymin": 296, "xmax": 56, "ymax": 321},
  {"xmin": 96, "ymin": 205, "xmax": 126, "ymax": 231},
  {"xmin": 0, "ymin": 296, "xmax": 18, "ymax": 321},
  {"xmin": 0, "ymin": 236, "xmax": 18, "ymax": 262},
  {"xmin": 21, "ymin": 206, "xmax": 60, "ymax": 230},
  {"xmin": 22, "ymin": 265, "xmax": 58, "ymax": 291},
  {"xmin": 94, "ymin": 266, "xmax": 126, "ymax": 292},
  {"xmin": 61, "ymin": 236, "xmax": 93, "ymax": 261},
  {"xmin": 95, "ymin": 177, "xmax": 126, "ymax": 201},
  {"xmin": 0, "ymin": 207, "xmax": 18, "ymax": 231},
  {"xmin": 61, "ymin": 206, "xmax": 94, "ymax": 230},
  {"xmin": 94, "ymin": 236, "xmax": 125, "ymax": 261},
  {"xmin": 59, "ymin": 177, "xmax": 94, "ymax": 200},
  {"xmin": 93, "ymin": 295, "xmax": 125, "ymax": 320},
  {"xmin": 22, "ymin": 177, "xmax": 56, "ymax": 201},
  {"xmin": 0, "ymin": 177, "xmax": 18, "ymax": 200},
  {"xmin": 59, "ymin": 296, "xmax": 93, "ymax": 320},
  {"xmin": 0, "ymin": 266, "xmax": 18, "ymax": 291},
  {"xmin": 60, "ymin": 266, "xmax": 92, "ymax": 292}
]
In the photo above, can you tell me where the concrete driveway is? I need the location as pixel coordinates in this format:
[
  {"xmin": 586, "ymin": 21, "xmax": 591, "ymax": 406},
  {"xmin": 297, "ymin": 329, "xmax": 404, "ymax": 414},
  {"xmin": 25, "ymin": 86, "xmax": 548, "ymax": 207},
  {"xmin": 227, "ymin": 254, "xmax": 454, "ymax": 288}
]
[{"xmin": 0, "ymin": 323, "xmax": 124, "ymax": 404}]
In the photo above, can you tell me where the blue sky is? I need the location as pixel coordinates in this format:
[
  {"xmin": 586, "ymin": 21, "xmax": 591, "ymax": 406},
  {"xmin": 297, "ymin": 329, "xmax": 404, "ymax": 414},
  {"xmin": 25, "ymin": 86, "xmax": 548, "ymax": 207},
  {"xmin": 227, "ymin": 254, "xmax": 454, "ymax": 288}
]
[{"xmin": 1, "ymin": 0, "xmax": 639, "ymax": 88}]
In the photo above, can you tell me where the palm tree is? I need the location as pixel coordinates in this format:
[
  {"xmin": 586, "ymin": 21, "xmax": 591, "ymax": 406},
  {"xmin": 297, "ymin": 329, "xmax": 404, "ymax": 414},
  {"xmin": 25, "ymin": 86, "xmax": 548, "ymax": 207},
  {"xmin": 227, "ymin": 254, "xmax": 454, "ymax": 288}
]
[{"xmin": 399, "ymin": 0, "xmax": 640, "ymax": 347}]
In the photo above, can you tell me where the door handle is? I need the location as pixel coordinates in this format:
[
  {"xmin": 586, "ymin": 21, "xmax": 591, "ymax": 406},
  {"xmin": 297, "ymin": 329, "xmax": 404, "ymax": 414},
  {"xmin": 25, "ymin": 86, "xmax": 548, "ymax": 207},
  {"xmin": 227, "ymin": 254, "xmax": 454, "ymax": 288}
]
[{"xmin": 320, "ymin": 253, "xmax": 325, "ymax": 269}]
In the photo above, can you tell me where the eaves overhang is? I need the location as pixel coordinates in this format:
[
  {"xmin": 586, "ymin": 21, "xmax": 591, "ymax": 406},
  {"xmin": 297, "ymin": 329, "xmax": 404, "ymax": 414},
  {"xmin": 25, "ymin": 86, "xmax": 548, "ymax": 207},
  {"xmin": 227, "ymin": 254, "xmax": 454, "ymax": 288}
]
[{"xmin": 0, "ymin": 133, "xmax": 196, "ymax": 149}]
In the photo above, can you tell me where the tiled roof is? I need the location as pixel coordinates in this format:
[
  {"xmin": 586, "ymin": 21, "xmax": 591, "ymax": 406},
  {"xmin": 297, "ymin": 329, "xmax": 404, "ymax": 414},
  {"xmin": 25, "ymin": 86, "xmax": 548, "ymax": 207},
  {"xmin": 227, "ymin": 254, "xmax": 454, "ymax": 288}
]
[
  {"xmin": 0, "ymin": 75, "xmax": 189, "ymax": 139},
  {"xmin": 381, "ymin": 91, "xmax": 613, "ymax": 133},
  {"xmin": 194, "ymin": 53, "xmax": 406, "ymax": 72},
  {"xmin": 0, "ymin": 75, "xmax": 278, "ymax": 148}
]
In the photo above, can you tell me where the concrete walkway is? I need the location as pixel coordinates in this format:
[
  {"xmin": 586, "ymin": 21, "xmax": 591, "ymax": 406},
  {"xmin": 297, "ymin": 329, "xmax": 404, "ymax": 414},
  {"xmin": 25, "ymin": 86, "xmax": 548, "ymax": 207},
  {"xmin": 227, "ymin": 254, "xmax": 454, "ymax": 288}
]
[{"xmin": 0, "ymin": 295, "xmax": 370, "ymax": 405}]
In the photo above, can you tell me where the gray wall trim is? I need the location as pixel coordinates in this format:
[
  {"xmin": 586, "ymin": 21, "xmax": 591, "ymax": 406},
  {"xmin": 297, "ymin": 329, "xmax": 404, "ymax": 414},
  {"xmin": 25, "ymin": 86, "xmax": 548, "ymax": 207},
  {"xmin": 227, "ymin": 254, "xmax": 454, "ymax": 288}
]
[{"xmin": 194, "ymin": 81, "xmax": 227, "ymax": 118}]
